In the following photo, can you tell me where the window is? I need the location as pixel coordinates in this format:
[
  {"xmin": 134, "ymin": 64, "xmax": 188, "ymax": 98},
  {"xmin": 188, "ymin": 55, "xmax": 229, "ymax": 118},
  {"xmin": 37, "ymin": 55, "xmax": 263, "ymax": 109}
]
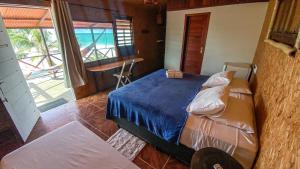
[
  {"xmin": 73, "ymin": 21, "xmax": 117, "ymax": 63},
  {"xmin": 72, "ymin": 19, "xmax": 134, "ymax": 61},
  {"xmin": 270, "ymin": 0, "xmax": 300, "ymax": 47},
  {"xmin": 114, "ymin": 18, "xmax": 135, "ymax": 57},
  {"xmin": 115, "ymin": 19, "xmax": 133, "ymax": 47}
]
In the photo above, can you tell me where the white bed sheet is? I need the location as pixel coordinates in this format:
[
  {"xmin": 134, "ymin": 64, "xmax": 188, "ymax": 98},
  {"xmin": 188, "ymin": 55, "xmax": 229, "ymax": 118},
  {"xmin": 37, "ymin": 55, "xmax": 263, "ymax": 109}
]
[
  {"xmin": 1, "ymin": 121, "xmax": 139, "ymax": 169},
  {"xmin": 180, "ymin": 93, "xmax": 258, "ymax": 169}
]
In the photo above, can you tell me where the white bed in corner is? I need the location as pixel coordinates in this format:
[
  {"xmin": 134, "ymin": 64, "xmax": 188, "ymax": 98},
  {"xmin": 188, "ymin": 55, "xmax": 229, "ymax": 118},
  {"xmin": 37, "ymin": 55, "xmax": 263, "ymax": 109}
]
[
  {"xmin": 1, "ymin": 121, "xmax": 139, "ymax": 169},
  {"xmin": 181, "ymin": 90, "xmax": 258, "ymax": 169}
]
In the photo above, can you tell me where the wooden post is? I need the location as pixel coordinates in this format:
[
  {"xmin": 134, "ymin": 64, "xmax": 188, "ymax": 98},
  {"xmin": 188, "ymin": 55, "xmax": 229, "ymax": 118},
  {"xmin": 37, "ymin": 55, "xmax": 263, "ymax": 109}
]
[
  {"xmin": 40, "ymin": 28, "xmax": 56, "ymax": 78},
  {"xmin": 91, "ymin": 28, "xmax": 98, "ymax": 60},
  {"xmin": 105, "ymin": 28, "xmax": 108, "ymax": 49}
]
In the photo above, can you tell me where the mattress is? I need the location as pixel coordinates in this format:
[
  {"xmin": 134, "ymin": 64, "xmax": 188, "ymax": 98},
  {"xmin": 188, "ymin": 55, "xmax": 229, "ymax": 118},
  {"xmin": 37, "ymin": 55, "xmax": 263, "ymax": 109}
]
[
  {"xmin": 1, "ymin": 121, "xmax": 139, "ymax": 169},
  {"xmin": 180, "ymin": 93, "xmax": 258, "ymax": 169}
]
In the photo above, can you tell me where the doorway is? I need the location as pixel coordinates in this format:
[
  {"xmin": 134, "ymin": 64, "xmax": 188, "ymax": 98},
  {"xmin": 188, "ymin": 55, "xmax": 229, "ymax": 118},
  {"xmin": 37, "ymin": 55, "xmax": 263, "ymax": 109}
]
[
  {"xmin": 0, "ymin": 6, "xmax": 75, "ymax": 112},
  {"xmin": 181, "ymin": 13, "xmax": 210, "ymax": 74}
]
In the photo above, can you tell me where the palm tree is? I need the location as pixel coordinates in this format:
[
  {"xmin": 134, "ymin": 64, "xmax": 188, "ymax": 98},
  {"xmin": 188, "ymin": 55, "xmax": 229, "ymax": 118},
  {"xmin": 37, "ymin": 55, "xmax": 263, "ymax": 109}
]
[{"xmin": 7, "ymin": 28, "xmax": 58, "ymax": 66}]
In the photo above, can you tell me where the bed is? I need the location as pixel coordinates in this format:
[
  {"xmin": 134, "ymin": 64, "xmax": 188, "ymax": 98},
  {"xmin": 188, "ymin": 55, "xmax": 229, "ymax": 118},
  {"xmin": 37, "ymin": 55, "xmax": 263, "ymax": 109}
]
[
  {"xmin": 1, "ymin": 121, "xmax": 139, "ymax": 169},
  {"xmin": 106, "ymin": 69, "xmax": 258, "ymax": 169}
]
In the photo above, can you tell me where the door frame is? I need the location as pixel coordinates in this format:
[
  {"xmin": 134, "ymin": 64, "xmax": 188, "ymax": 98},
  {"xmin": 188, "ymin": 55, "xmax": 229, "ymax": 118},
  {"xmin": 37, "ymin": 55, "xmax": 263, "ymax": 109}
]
[{"xmin": 180, "ymin": 12, "xmax": 210, "ymax": 74}]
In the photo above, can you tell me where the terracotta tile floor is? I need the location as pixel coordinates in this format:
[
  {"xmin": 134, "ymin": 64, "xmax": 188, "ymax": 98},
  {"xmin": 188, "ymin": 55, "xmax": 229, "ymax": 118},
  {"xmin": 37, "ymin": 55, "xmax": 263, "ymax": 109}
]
[{"xmin": 0, "ymin": 90, "xmax": 189, "ymax": 169}]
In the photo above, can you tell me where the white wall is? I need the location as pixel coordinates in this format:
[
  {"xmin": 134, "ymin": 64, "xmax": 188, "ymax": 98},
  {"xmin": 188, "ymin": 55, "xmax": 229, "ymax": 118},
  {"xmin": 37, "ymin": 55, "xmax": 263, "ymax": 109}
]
[{"xmin": 164, "ymin": 2, "xmax": 268, "ymax": 76}]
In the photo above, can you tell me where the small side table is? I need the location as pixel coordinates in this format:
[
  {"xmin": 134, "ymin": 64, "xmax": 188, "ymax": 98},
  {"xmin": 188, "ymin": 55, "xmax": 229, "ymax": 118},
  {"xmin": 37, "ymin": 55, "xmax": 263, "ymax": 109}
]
[{"xmin": 191, "ymin": 147, "xmax": 244, "ymax": 169}]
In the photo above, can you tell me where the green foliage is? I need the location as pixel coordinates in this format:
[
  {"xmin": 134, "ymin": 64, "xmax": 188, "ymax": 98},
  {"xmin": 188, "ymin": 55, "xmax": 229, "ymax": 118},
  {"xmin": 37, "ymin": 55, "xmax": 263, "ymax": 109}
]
[{"xmin": 7, "ymin": 28, "xmax": 58, "ymax": 60}]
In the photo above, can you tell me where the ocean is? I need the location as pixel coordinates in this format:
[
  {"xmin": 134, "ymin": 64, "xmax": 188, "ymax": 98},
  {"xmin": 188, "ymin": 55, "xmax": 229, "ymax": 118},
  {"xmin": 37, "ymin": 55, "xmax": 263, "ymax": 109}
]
[{"xmin": 75, "ymin": 32, "xmax": 115, "ymax": 49}]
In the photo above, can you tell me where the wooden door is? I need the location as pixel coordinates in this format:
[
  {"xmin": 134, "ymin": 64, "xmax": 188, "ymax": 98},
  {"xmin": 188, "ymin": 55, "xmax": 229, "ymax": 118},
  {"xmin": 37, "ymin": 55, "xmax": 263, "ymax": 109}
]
[
  {"xmin": 0, "ymin": 15, "xmax": 40, "ymax": 141},
  {"xmin": 181, "ymin": 13, "xmax": 210, "ymax": 74}
]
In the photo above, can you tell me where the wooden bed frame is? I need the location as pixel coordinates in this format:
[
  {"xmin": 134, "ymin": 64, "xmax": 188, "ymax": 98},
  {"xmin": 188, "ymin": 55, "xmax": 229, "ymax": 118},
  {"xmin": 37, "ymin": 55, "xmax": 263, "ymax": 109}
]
[{"xmin": 113, "ymin": 118, "xmax": 195, "ymax": 165}]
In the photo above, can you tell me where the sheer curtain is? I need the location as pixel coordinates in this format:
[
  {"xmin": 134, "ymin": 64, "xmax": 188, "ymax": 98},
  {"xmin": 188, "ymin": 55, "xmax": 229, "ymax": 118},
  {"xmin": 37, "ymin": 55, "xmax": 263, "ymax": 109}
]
[{"xmin": 50, "ymin": 0, "xmax": 87, "ymax": 88}]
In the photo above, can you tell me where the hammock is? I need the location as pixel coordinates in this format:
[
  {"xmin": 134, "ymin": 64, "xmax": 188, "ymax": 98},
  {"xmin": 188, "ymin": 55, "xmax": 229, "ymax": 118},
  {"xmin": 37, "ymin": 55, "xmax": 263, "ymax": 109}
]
[{"xmin": 80, "ymin": 30, "xmax": 105, "ymax": 57}]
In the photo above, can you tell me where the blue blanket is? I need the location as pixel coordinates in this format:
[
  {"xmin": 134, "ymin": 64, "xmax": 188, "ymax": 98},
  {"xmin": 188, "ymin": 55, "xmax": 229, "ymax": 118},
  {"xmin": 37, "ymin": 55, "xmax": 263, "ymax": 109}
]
[{"xmin": 107, "ymin": 69, "xmax": 209, "ymax": 144}]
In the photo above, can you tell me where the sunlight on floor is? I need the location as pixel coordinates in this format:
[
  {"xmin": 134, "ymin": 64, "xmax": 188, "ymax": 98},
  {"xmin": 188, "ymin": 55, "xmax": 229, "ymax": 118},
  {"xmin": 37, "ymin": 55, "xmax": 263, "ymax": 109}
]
[{"xmin": 27, "ymin": 72, "xmax": 74, "ymax": 107}]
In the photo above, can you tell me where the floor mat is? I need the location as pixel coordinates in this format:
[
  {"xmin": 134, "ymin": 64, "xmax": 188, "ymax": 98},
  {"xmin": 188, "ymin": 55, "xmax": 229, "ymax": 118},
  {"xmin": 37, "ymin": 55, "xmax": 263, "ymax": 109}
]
[
  {"xmin": 106, "ymin": 128, "xmax": 146, "ymax": 160},
  {"xmin": 38, "ymin": 98, "xmax": 68, "ymax": 112}
]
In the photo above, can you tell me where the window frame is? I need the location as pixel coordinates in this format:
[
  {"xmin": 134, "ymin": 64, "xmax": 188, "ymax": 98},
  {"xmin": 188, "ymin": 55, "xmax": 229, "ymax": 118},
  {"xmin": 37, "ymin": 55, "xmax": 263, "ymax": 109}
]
[
  {"xmin": 269, "ymin": 0, "xmax": 300, "ymax": 47},
  {"xmin": 72, "ymin": 20, "xmax": 118, "ymax": 63},
  {"xmin": 113, "ymin": 16, "xmax": 135, "ymax": 57}
]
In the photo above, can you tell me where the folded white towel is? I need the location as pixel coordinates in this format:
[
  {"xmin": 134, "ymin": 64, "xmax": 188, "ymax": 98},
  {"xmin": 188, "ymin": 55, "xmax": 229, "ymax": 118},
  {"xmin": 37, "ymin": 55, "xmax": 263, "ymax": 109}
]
[{"xmin": 166, "ymin": 70, "xmax": 183, "ymax": 79}]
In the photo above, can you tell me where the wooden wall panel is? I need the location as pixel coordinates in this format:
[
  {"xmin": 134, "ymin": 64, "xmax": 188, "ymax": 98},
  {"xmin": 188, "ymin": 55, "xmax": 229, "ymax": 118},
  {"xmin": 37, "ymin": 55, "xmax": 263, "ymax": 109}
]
[
  {"xmin": 188, "ymin": 0, "xmax": 202, "ymax": 8},
  {"xmin": 251, "ymin": 0, "xmax": 300, "ymax": 168},
  {"xmin": 167, "ymin": 0, "xmax": 269, "ymax": 11},
  {"xmin": 167, "ymin": 0, "xmax": 187, "ymax": 11},
  {"xmin": 0, "ymin": 100, "xmax": 23, "ymax": 144},
  {"xmin": 68, "ymin": 5, "xmax": 114, "ymax": 23},
  {"xmin": 0, "ymin": 101, "xmax": 10, "ymax": 133}
]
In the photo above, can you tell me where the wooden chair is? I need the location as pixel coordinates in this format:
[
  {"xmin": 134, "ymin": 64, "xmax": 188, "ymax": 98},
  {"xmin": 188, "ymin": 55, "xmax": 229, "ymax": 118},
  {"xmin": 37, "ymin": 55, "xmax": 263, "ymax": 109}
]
[{"xmin": 113, "ymin": 59, "xmax": 135, "ymax": 89}]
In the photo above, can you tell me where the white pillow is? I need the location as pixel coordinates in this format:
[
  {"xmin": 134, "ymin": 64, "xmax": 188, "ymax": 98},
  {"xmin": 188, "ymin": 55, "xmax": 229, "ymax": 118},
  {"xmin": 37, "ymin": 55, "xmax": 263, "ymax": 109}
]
[
  {"xmin": 186, "ymin": 86, "xmax": 229, "ymax": 116},
  {"xmin": 229, "ymin": 78, "xmax": 252, "ymax": 95},
  {"xmin": 202, "ymin": 71, "xmax": 235, "ymax": 87},
  {"xmin": 208, "ymin": 96, "xmax": 256, "ymax": 133}
]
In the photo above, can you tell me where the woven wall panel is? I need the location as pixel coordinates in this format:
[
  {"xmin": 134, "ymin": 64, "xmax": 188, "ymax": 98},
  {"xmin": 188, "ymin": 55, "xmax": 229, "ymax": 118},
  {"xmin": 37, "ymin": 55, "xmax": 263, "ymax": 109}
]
[{"xmin": 252, "ymin": 1, "xmax": 300, "ymax": 168}]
